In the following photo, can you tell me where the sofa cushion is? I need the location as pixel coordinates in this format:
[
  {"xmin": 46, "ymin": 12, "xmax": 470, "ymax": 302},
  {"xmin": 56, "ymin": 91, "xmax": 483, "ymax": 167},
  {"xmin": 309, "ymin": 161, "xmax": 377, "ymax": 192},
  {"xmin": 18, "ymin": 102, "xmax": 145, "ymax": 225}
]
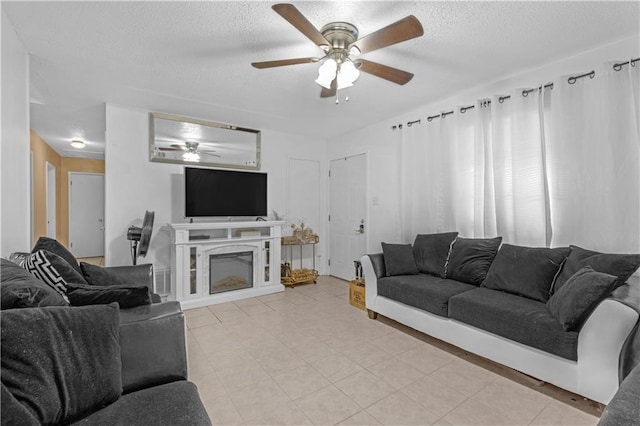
[
  {"xmin": 80, "ymin": 262, "xmax": 127, "ymax": 286},
  {"xmin": 378, "ymin": 274, "xmax": 477, "ymax": 317},
  {"xmin": 445, "ymin": 237, "xmax": 502, "ymax": 285},
  {"xmin": 413, "ymin": 232, "xmax": 458, "ymax": 277},
  {"xmin": 448, "ymin": 287, "xmax": 578, "ymax": 360},
  {"xmin": 0, "ymin": 258, "xmax": 69, "ymax": 309},
  {"xmin": 547, "ymin": 266, "xmax": 617, "ymax": 331},
  {"xmin": 66, "ymin": 282, "xmax": 151, "ymax": 309},
  {"xmin": 32, "ymin": 236, "xmax": 82, "ymax": 274},
  {"xmin": 381, "ymin": 243, "xmax": 419, "ymax": 276},
  {"xmin": 553, "ymin": 245, "xmax": 640, "ymax": 293},
  {"xmin": 71, "ymin": 381, "xmax": 211, "ymax": 426},
  {"xmin": 482, "ymin": 244, "xmax": 570, "ymax": 302},
  {"xmin": 1, "ymin": 304, "xmax": 122, "ymax": 425}
]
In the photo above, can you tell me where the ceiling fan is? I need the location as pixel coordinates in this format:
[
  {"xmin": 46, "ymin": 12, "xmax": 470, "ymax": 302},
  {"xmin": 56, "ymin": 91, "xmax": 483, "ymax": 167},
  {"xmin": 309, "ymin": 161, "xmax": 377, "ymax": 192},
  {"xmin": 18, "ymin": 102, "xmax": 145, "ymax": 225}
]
[
  {"xmin": 157, "ymin": 141, "xmax": 221, "ymax": 162},
  {"xmin": 252, "ymin": 3, "xmax": 424, "ymax": 99}
]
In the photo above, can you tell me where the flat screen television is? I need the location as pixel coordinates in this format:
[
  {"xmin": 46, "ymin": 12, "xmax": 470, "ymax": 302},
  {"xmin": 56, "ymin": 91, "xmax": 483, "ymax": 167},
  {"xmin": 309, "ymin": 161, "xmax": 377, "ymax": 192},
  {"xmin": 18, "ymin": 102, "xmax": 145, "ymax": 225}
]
[{"xmin": 185, "ymin": 167, "xmax": 267, "ymax": 217}]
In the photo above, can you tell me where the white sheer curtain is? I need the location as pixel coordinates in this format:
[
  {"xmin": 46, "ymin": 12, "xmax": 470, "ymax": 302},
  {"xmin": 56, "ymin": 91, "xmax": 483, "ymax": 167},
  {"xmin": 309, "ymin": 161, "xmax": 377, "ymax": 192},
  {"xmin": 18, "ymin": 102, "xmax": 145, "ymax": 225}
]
[
  {"xmin": 489, "ymin": 88, "xmax": 551, "ymax": 246},
  {"xmin": 548, "ymin": 63, "xmax": 640, "ymax": 253},
  {"xmin": 399, "ymin": 59, "xmax": 639, "ymax": 251}
]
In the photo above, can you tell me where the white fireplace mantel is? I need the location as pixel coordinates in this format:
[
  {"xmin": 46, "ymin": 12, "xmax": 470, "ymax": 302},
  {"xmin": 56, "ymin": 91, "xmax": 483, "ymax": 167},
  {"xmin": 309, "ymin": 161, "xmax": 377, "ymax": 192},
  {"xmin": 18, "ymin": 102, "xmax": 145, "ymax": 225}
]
[{"xmin": 168, "ymin": 221, "xmax": 285, "ymax": 309}]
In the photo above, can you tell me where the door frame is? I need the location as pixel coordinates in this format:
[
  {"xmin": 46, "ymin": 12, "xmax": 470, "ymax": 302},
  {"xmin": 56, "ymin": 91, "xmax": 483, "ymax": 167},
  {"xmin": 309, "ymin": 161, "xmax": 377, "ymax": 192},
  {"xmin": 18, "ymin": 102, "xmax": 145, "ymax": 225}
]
[
  {"xmin": 328, "ymin": 152, "xmax": 368, "ymax": 278},
  {"xmin": 68, "ymin": 171, "xmax": 105, "ymax": 257},
  {"xmin": 45, "ymin": 161, "xmax": 56, "ymax": 238}
]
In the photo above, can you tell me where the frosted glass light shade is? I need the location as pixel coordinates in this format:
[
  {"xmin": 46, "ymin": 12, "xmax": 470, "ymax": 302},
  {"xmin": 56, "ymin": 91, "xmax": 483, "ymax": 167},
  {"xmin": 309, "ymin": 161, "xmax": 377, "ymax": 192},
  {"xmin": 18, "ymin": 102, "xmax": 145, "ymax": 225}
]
[
  {"xmin": 182, "ymin": 151, "xmax": 200, "ymax": 162},
  {"xmin": 315, "ymin": 59, "xmax": 337, "ymax": 89},
  {"xmin": 337, "ymin": 61, "xmax": 360, "ymax": 90},
  {"xmin": 70, "ymin": 139, "xmax": 85, "ymax": 149}
]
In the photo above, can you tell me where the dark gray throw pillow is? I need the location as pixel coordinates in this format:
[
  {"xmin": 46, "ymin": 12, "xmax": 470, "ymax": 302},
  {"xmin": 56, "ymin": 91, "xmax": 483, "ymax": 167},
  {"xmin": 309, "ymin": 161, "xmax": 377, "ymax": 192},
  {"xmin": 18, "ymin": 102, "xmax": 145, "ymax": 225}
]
[
  {"xmin": 80, "ymin": 262, "xmax": 126, "ymax": 287},
  {"xmin": 413, "ymin": 232, "xmax": 458, "ymax": 277},
  {"xmin": 32, "ymin": 236, "xmax": 81, "ymax": 274},
  {"xmin": 552, "ymin": 245, "xmax": 640, "ymax": 294},
  {"xmin": 445, "ymin": 237, "xmax": 502, "ymax": 285},
  {"xmin": 66, "ymin": 283, "xmax": 151, "ymax": 309},
  {"xmin": 482, "ymin": 244, "xmax": 570, "ymax": 302},
  {"xmin": 0, "ymin": 258, "xmax": 69, "ymax": 309},
  {"xmin": 381, "ymin": 242, "xmax": 419, "ymax": 276},
  {"xmin": 0, "ymin": 304, "xmax": 122, "ymax": 425},
  {"xmin": 547, "ymin": 266, "xmax": 617, "ymax": 331}
]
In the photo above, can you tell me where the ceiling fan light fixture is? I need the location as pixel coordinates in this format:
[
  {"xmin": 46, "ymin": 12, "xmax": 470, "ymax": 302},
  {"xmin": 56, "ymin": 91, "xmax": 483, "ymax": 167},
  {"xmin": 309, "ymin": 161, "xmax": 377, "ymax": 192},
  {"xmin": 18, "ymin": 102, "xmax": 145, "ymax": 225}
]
[
  {"xmin": 182, "ymin": 151, "xmax": 200, "ymax": 162},
  {"xmin": 70, "ymin": 139, "xmax": 86, "ymax": 149},
  {"xmin": 315, "ymin": 58, "xmax": 337, "ymax": 89},
  {"xmin": 337, "ymin": 60, "xmax": 360, "ymax": 90}
]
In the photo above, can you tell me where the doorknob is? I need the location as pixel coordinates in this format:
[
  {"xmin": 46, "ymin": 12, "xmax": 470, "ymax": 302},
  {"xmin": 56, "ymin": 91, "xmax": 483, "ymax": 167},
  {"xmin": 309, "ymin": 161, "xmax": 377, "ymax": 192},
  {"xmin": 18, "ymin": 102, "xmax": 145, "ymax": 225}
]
[{"xmin": 355, "ymin": 219, "xmax": 365, "ymax": 234}]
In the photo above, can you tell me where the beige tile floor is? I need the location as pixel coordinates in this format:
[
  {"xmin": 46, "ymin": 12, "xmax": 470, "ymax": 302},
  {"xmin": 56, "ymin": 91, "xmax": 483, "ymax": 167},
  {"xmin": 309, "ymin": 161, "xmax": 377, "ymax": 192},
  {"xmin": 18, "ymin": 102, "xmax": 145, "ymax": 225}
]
[{"xmin": 185, "ymin": 276, "xmax": 600, "ymax": 426}]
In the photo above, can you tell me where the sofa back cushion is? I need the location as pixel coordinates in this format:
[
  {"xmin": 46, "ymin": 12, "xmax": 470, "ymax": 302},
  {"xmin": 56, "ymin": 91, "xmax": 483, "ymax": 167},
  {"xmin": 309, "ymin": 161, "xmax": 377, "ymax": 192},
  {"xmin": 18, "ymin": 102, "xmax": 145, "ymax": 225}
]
[
  {"xmin": 0, "ymin": 258, "xmax": 69, "ymax": 310},
  {"xmin": 413, "ymin": 232, "xmax": 458, "ymax": 277},
  {"xmin": 445, "ymin": 237, "xmax": 502, "ymax": 285},
  {"xmin": 552, "ymin": 245, "xmax": 640, "ymax": 293},
  {"xmin": 482, "ymin": 244, "xmax": 570, "ymax": 302},
  {"xmin": 1, "ymin": 304, "xmax": 122, "ymax": 424},
  {"xmin": 547, "ymin": 266, "xmax": 617, "ymax": 331},
  {"xmin": 381, "ymin": 243, "xmax": 419, "ymax": 276},
  {"xmin": 80, "ymin": 262, "xmax": 127, "ymax": 286}
]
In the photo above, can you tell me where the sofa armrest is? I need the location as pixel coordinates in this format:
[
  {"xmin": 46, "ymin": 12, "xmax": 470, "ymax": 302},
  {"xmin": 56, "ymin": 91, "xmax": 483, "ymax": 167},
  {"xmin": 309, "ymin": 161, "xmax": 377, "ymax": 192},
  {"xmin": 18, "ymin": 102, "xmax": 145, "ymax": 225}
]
[
  {"xmin": 118, "ymin": 301, "xmax": 188, "ymax": 394},
  {"xmin": 362, "ymin": 254, "xmax": 382, "ymax": 310},
  {"xmin": 577, "ymin": 298, "xmax": 639, "ymax": 404},
  {"xmin": 104, "ymin": 264, "xmax": 153, "ymax": 290}
]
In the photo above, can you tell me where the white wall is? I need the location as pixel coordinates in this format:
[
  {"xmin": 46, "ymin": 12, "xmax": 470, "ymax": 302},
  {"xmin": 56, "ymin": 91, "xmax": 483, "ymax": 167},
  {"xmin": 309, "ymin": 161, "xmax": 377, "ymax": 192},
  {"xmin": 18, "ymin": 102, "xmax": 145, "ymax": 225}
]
[
  {"xmin": 105, "ymin": 104, "xmax": 328, "ymax": 272},
  {"xmin": 328, "ymin": 35, "xmax": 640, "ymax": 254},
  {"xmin": 1, "ymin": 9, "xmax": 30, "ymax": 256}
]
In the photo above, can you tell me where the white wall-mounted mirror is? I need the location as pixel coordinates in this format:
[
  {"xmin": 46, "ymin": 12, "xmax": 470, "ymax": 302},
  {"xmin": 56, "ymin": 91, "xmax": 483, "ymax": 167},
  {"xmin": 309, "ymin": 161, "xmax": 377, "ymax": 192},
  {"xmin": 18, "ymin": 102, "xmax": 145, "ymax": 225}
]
[{"xmin": 150, "ymin": 112, "xmax": 261, "ymax": 170}]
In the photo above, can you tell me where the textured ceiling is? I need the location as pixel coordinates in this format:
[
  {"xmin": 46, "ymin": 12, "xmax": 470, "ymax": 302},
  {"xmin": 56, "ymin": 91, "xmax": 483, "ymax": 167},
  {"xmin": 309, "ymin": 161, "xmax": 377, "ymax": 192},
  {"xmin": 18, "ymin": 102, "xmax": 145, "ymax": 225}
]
[{"xmin": 4, "ymin": 1, "xmax": 639, "ymax": 158}]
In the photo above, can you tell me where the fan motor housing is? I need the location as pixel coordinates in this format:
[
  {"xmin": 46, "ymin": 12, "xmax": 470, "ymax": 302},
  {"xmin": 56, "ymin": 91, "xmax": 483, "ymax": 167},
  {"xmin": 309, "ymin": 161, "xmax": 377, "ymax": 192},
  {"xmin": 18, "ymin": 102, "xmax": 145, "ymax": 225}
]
[{"xmin": 320, "ymin": 22, "xmax": 358, "ymax": 50}]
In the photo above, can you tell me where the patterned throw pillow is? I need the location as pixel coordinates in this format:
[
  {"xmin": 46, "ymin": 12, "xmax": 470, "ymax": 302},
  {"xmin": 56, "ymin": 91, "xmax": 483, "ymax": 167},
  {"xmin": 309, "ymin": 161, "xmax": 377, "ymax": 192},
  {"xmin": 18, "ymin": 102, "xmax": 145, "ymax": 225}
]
[{"xmin": 22, "ymin": 250, "xmax": 71, "ymax": 303}]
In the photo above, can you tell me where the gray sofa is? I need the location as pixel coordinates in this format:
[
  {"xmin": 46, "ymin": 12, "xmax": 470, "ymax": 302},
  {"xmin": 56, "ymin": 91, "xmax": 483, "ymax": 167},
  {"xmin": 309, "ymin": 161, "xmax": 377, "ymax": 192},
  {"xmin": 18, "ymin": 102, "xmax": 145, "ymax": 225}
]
[
  {"xmin": 362, "ymin": 233, "xmax": 640, "ymax": 404},
  {"xmin": 0, "ymin": 256, "xmax": 211, "ymax": 425}
]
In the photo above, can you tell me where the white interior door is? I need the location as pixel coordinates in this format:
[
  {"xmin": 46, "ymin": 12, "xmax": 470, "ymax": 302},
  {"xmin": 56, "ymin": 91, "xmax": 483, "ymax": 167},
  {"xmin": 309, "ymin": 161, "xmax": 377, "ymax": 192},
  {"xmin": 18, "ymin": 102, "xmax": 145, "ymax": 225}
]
[
  {"xmin": 329, "ymin": 154, "xmax": 366, "ymax": 280},
  {"xmin": 69, "ymin": 172, "xmax": 105, "ymax": 257},
  {"xmin": 46, "ymin": 162, "xmax": 56, "ymax": 238}
]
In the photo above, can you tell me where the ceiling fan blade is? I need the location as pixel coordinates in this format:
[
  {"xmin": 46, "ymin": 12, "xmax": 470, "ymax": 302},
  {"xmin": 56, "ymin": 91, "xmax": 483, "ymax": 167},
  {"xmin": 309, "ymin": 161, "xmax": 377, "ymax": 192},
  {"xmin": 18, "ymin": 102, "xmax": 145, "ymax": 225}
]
[
  {"xmin": 170, "ymin": 144, "xmax": 186, "ymax": 150},
  {"xmin": 320, "ymin": 78, "xmax": 337, "ymax": 98},
  {"xmin": 158, "ymin": 146, "xmax": 184, "ymax": 151},
  {"xmin": 349, "ymin": 15, "xmax": 423, "ymax": 54},
  {"xmin": 356, "ymin": 59, "xmax": 414, "ymax": 85},
  {"xmin": 272, "ymin": 4, "xmax": 330, "ymax": 48},
  {"xmin": 252, "ymin": 57, "xmax": 319, "ymax": 69}
]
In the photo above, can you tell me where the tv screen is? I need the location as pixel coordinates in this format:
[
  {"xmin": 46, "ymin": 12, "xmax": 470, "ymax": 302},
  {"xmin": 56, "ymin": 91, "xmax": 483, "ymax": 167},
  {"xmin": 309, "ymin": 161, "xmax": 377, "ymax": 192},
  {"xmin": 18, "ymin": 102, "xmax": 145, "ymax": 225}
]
[{"xmin": 185, "ymin": 167, "xmax": 267, "ymax": 217}]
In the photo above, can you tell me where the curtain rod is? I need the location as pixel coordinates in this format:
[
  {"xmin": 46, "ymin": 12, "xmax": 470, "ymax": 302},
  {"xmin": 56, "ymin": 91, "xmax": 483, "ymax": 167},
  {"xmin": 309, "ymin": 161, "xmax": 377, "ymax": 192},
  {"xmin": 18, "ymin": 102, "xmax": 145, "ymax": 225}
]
[
  {"xmin": 394, "ymin": 57, "xmax": 640, "ymax": 130},
  {"xmin": 425, "ymin": 83, "xmax": 554, "ymax": 122},
  {"xmin": 613, "ymin": 57, "xmax": 639, "ymax": 71}
]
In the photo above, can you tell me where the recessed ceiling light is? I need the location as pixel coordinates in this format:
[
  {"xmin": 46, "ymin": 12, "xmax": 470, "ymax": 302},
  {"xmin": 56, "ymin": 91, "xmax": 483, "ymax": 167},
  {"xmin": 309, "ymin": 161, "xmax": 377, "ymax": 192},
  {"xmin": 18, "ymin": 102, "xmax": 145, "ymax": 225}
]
[{"xmin": 70, "ymin": 139, "xmax": 86, "ymax": 149}]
